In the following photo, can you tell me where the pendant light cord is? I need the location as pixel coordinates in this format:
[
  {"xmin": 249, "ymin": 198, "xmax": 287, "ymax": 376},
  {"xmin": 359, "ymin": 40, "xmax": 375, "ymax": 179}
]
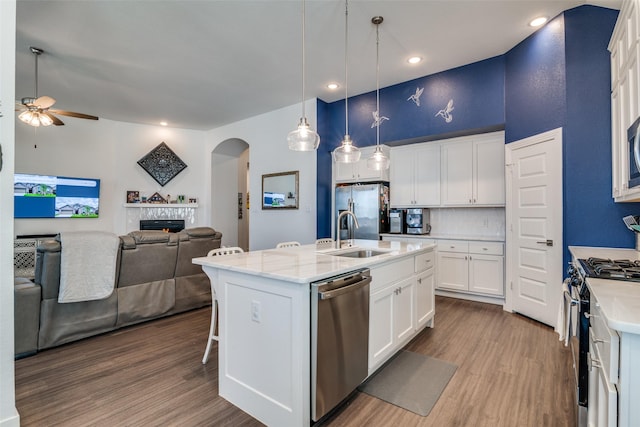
[
  {"xmin": 301, "ymin": 0, "xmax": 307, "ymax": 120},
  {"xmin": 344, "ymin": 0, "xmax": 349, "ymax": 136},
  {"xmin": 375, "ymin": 18, "xmax": 380, "ymax": 147}
]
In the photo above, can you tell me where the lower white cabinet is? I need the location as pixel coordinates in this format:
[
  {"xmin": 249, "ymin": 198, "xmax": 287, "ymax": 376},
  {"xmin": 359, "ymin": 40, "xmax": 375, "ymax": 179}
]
[
  {"xmin": 416, "ymin": 268, "xmax": 435, "ymax": 328},
  {"xmin": 436, "ymin": 240, "xmax": 504, "ymax": 296},
  {"xmin": 368, "ymin": 250, "xmax": 435, "ymax": 374}
]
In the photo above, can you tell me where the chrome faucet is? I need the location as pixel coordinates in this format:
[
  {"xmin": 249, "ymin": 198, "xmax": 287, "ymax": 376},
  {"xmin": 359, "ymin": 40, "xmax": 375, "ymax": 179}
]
[{"xmin": 336, "ymin": 210, "xmax": 359, "ymax": 249}]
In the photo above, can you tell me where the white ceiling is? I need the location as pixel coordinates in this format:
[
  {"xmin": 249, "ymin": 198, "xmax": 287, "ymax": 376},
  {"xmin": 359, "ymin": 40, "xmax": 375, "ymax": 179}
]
[{"xmin": 15, "ymin": 0, "xmax": 621, "ymax": 131}]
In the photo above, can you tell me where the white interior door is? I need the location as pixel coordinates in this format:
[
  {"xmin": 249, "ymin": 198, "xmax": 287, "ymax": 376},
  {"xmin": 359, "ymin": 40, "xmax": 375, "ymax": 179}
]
[{"xmin": 505, "ymin": 128, "xmax": 563, "ymax": 327}]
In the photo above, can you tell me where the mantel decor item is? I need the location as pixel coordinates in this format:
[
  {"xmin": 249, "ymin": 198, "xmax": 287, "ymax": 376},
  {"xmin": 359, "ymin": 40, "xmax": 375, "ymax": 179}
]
[{"xmin": 137, "ymin": 142, "xmax": 187, "ymax": 186}]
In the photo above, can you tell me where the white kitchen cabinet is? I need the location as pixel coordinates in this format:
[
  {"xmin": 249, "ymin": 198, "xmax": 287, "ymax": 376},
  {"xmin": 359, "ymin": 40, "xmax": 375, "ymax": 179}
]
[
  {"xmin": 393, "ymin": 277, "xmax": 416, "ymax": 343},
  {"xmin": 335, "ymin": 145, "xmax": 390, "ymax": 183},
  {"xmin": 437, "ymin": 251, "xmax": 469, "ymax": 291},
  {"xmin": 415, "ymin": 268, "xmax": 435, "ymax": 329},
  {"xmin": 390, "ymin": 143, "xmax": 440, "ymax": 207},
  {"xmin": 436, "ymin": 239, "xmax": 504, "ymax": 297},
  {"xmin": 369, "ymin": 276, "xmax": 415, "ymax": 371},
  {"xmin": 609, "ymin": 0, "xmax": 640, "ymax": 202},
  {"xmin": 441, "ymin": 133, "xmax": 505, "ymax": 206},
  {"xmin": 368, "ymin": 249, "xmax": 435, "ymax": 374}
]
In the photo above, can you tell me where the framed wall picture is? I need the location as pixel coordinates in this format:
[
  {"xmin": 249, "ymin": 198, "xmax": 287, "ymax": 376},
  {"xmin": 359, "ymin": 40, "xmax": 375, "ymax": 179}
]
[{"xmin": 126, "ymin": 190, "xmax": 140, "ymax": 203}]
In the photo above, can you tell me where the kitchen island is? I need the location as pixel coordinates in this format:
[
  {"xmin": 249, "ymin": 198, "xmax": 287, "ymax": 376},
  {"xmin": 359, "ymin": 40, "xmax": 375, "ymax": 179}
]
[{"xmin": 192, "ymin": 239, "xmax": 436, "ymax": 427}]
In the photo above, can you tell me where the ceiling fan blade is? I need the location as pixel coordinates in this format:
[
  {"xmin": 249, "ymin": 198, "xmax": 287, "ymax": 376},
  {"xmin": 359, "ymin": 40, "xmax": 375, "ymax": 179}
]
[
  {"xmin": 44, "ymin": 112, "xmax": 65, "ymax": 126},
  {"xmin": 49, "ymin": 109, "xmax": 99, "ymax": 120},
  {"xmin": 34, "ymin": 95, "xmax": 56, "ymax": 109}
]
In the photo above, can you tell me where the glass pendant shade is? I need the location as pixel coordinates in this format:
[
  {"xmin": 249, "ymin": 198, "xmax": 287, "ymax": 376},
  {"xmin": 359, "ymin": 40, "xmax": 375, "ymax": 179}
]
[
  {"xmin": 288, "ymin": 0, "xmax": 320, "ymax": 152},
  {"xmin": 288, "ymin": 117, "xmax": 320, "ymax": 151},
  {"xmin": 333, "ymin": 134, "xmax": 361, "ymax": 163},
  {"xmin": 367, "ymin": 145, "xmax": 390, "ymax": 170},
  {"xmin": 367, "ymin": 15, "xmax": 390, "ymax": 171}
]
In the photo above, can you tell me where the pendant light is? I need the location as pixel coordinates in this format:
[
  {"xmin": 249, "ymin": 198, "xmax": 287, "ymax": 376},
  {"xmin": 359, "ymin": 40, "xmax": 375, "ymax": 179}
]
[
  {"xmin": 288, "ymin": 0, "xmax": 320, "ymax": 151},
  {"xmin": 333, "ymin": 0, "xmax": 361, "ymax": 163},
  {"xmin": 367, "ymin": 16, "xmax": 390, "ymax": 171}
]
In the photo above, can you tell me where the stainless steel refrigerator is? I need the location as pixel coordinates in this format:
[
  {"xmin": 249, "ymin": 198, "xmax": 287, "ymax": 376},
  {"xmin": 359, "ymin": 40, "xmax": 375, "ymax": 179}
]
[{"xmin": 335, "ymin": 183, "xmax": 390, "ymax": 241}]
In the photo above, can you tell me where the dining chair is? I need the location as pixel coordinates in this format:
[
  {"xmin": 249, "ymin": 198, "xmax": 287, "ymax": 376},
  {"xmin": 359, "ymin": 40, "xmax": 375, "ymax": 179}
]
[
  {"xmin": 202, "ymin": 246, "xmax": 244, "ymax": 364},
  {"xmin": 276, "ymin": 241, "xmax": 301, "ymax": 248}
]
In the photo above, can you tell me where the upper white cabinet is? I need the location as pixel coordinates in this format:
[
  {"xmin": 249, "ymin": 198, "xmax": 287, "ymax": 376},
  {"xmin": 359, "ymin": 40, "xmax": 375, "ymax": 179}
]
[
  {"xmin": 610, "ymin": 0, "xmax": 640, "ymax": 201},
  {"xmin": 441, "ymin": 132, "xmax": 505, "ymax": 206},
  {"xmin": 334, "ymin": 145, "xmax": 390, "ymax": 183},
  {"xmin": 390, "ymin": 143, "xmax": 440, "ymax": 207}
]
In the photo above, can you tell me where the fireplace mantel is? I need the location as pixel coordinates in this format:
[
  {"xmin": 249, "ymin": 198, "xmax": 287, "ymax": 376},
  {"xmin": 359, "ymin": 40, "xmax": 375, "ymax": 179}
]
[{"xmin": 124, "ymin": 203, "xmax": 199, "ymax": 233}]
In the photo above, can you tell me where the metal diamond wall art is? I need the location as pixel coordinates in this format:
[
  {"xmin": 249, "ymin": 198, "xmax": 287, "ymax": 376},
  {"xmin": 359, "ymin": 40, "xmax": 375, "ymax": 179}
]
[{"xmin": 137, "ymin": 142, "xmax": 187, "ymax": 186}]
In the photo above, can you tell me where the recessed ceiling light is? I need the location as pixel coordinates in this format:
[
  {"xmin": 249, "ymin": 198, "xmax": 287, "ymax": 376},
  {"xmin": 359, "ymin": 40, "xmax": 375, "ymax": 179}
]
[
  {"xmin": 529, "ymin": 16, "xmax": 548, "ymax": 27},
  {"xmin": 327, "ymin": 83, "xmax": 339, "ymax": 90},
  {"xmin": 407, "ymin": 56, "xmax": 422, "ymax": 65},
  {"xmin": 160, "ymin": 121, "xmax": 168, "ymax": 126}
]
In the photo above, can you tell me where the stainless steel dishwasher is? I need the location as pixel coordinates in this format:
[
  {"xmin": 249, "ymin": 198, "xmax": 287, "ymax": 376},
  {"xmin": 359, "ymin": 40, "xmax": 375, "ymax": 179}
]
[{"xmin": 311, "ymin": 268, "xmax": 371, "ymax": 422}]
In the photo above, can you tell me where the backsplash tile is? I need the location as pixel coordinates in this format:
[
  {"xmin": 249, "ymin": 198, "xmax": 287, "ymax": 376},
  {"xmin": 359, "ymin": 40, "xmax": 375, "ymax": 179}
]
[{"xmin": 429, "ymin": 207, "xmax": 505, "ymax": 239}]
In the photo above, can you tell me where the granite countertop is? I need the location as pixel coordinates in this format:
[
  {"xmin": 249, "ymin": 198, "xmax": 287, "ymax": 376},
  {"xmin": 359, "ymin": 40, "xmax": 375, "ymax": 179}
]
[
  {"xmin": 381, "ymin": 233, "xmax": 505, "ymax": 242},
  {"xmin": 569, "ymin": 246, "xmax": 640, "ymax": 335},
  {"xmin": 193, "ymin": 239, "xmax": 435, "ymax": 284}
]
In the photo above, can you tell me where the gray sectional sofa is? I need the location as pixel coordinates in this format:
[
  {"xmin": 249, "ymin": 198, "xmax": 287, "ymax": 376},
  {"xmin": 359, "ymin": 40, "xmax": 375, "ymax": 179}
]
[{"xmin": 14, "ymin": 227, "xmax": 222, "ymax": 357}]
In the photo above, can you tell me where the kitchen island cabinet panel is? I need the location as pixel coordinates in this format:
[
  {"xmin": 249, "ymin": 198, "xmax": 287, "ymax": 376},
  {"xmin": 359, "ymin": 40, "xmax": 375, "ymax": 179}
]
[{"xmin": 416, "ymin": 268, "xmax": 435, "ymax": 328}]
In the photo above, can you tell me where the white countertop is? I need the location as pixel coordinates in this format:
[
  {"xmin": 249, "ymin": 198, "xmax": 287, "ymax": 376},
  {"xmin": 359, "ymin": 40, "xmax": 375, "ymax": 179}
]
[
  {"xmin": 193, "ymin": 239, "xmax": 435, "ymax": 284},
  {"xmin": 381, "ymin": 233, "xmax": 505, "ymax": 242},
  {"xmin": 569, "ymin": 246, "xmax": 640, "ymax": 335}
]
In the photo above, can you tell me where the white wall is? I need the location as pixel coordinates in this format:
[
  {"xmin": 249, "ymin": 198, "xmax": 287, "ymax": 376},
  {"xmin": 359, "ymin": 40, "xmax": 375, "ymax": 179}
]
[
  {"xmin": 206, "ymin": 101, "xmax": 318, "ymax": 251},
  {"xmin": 15, "ymin": 118, "xmax": 208, "ymax": 236},
  {"xmin": 1, "ymin": 0, "xmax": 20, "ymax": 424}
]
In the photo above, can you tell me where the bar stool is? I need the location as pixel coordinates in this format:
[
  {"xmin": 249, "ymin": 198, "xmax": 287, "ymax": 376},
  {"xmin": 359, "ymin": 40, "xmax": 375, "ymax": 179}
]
[
  {"xmin": 276, "ymin": 241, "xmax": 301, "ymax": 248},
  {"xmin": 202, "ymin": 246, "xmax": 244, "ymax": 364}
]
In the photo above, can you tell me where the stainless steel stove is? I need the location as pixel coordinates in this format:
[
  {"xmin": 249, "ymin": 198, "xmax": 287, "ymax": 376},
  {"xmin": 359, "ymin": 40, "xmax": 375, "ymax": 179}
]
[{"xmin": 577, "ymin": 257, "xmax": 640, "ymax": 281}]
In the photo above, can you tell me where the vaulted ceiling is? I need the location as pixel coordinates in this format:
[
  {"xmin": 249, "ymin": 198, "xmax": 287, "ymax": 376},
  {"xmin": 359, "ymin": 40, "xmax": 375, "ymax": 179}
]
[{"xmin": 15, "ymin": 0, "xmax": 621, "ymax": 130}]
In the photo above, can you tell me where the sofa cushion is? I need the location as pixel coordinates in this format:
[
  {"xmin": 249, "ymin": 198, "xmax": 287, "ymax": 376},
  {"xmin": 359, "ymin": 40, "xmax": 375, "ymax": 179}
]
[{"xmin": 117, "ymin": 232, "xmax": 179, "ymax": 288}]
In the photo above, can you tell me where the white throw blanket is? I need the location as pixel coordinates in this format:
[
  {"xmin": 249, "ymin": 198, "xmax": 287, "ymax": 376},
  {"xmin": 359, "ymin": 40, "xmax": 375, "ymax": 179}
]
[{"xmin": 58, "ymin": 231, "xmax": 120, "ymax": 303}]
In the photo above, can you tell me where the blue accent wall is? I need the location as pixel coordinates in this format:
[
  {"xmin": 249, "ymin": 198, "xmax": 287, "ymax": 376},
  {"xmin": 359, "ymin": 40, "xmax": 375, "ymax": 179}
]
[
  {"xmin": 563, "ymin": 6, "xmax": 640, "ymax": 252},
  {"xmin": 317, "ymin": 5, "xmax": 640, "ymax": 262},
  {"xmin": 505, "ymin": 15, "xmax": 567, "ymax": 143}
]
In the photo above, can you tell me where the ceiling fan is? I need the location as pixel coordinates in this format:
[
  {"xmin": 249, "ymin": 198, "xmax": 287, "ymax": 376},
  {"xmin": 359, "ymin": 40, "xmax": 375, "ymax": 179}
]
[{"xmin": 17, "ymin": 46, "xmax": 99, "ymax": 127}]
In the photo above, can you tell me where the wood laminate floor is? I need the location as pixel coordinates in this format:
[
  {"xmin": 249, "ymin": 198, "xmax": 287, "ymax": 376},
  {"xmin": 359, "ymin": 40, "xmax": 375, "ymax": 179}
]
[{"xmin": 15, "ymin": 296, "xmax": 575, "ymax": 427}]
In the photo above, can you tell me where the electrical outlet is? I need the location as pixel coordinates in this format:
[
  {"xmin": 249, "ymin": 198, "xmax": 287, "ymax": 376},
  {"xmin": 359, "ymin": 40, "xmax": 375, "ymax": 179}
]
[{"xmin": 251, "ymin": 300, "xmax": 261, "ymax": 323}]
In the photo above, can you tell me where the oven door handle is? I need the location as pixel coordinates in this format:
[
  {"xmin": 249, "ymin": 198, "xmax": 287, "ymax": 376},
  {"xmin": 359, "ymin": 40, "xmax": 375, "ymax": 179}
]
[{"xmin": 564, "ymin": 289, "xmax": 579, "ymax": 306}]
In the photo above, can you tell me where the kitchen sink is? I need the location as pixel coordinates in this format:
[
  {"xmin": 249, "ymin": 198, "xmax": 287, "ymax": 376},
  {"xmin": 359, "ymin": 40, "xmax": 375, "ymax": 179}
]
[{"xmin": 328, "ymin": 249, "xmax": 389, "ymax": 258}]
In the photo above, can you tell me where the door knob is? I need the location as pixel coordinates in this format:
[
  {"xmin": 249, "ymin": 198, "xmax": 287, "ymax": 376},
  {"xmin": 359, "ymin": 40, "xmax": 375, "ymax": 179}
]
[{"xmin": 536, "ymin": 239, "xmax": 553, "ymax": 246}]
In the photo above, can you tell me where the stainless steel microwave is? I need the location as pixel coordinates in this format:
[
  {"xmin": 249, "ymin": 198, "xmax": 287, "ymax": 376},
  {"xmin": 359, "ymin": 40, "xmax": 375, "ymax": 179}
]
[{"xmin": 628, "ymin": 116, "xmax": 640, "ymax": 188}]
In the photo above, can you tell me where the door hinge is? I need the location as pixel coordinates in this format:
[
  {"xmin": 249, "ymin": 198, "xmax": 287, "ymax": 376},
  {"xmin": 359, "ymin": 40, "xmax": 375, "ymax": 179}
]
[{"xmin": 510, "ymin": 281, "xmax": 513, "ymax": 290}]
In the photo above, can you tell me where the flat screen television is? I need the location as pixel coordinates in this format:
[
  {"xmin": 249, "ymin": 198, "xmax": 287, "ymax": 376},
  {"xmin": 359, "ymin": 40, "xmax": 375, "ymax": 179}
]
[
  {"xmin": 14, "ymin": 173, "xmax": 101, "ymax": 219},
  {"xmin": 263, "ymin": 191, "xmax": 286, "ymax": 208}
]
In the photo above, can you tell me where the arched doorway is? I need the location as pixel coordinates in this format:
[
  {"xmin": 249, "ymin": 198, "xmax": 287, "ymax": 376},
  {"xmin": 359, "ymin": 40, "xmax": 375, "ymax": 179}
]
[{"xmin": 211, "ymin": 138, "xmax": 250, "ymax": 251}]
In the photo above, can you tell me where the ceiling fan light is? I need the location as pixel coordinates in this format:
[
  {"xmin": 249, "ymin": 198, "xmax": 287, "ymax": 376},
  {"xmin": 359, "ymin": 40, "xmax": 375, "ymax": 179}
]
[
  {"xmin": 333, "ymin": 135, "xmax": 361, "ymax": 163},
  {"xmin": 367, "ymin": 146, "xmax": 390, "ymax": 171},
  {"xmin": 39, "ymin": 113, "xmax": 54, "ymax": 126},
  {"xmin": 18, "ymin": 110, "xmax": 35, "ymax": 124},
  {"xmin": 288, "ymin": 117, "xmax": 320, "ymax": 151}
]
